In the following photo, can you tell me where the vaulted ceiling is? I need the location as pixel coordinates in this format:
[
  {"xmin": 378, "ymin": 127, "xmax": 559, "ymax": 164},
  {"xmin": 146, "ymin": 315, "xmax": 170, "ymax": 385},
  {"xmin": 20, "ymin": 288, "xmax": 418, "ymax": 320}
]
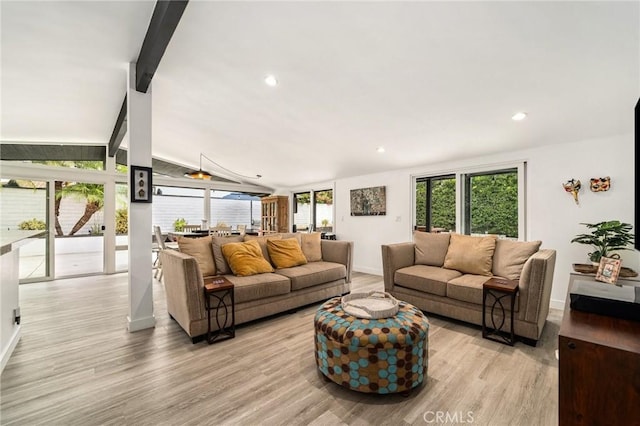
[{"xmin": 1, "ymin": 1, "xmax": 638, "ymax": 189}]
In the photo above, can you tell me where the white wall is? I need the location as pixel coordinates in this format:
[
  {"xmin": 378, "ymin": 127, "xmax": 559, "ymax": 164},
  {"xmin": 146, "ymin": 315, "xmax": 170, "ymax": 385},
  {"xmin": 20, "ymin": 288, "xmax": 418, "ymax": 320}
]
[{"xmin": 309, "ymin": 133, "xmax": 636, "ymax": 309}]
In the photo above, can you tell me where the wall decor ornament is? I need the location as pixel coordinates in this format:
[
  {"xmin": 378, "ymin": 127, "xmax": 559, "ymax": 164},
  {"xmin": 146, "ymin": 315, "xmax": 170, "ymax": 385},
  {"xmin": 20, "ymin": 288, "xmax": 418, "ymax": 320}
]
[
  {"xmin": 562, "ymin": 179, "xmax": 581, "ymax": 204},
  {"xmin": 350, "ymin": 186, "xmax": 386, "ymax": 216},
  {"xmin": 590, "ymin": 176, "xmax": 611, "ymax": 192},
  {"xmin": 131, "ymin": 165, "xmax": 152, "ymax": 203}
]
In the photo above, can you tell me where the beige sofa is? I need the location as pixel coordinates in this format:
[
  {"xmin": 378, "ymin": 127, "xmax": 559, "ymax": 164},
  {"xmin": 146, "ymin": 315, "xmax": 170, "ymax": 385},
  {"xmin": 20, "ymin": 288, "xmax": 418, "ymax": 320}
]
[
  {"xmin": 381, "ymin": 232, "xmax": 556, "ymax": 344},
  {"xmin": 160, "ymin": 233, "xmax": 353, "ymax": 342}
]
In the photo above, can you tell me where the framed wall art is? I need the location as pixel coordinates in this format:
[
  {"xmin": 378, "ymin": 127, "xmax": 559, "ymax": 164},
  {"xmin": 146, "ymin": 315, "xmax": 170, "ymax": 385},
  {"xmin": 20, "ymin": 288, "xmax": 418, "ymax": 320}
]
[
  {"xmin": 350, "ymin": 186, "xmax": 386, "ymax": 216},
  {"xmin": 131, "ymin": 165, "xmax": 152, "ymax": 203}
]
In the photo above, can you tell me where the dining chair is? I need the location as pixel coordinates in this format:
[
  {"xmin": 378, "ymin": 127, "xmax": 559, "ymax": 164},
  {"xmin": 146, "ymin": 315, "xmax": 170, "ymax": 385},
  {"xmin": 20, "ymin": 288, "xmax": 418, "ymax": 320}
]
[
  {"xmin": 183, "ymin": 224, "xmax": 201, "ymax": 232},
  {"xmin": 209, "ymin": 226, "xmax": 232, "ymax": 237},
  {"xmin": 154, "ymin": 225, "xmax": 179, "ymax": 280},
  {"xmin": 236, "ymin": 224, "xmax": 247, "ymax": 236}
]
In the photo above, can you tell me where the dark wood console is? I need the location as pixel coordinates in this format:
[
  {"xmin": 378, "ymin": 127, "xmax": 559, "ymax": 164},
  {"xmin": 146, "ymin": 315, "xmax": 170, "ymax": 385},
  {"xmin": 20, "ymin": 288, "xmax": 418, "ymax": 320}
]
[{"xmin": 558, "ymin": 274, "xmax": 640, "ymax": 425}]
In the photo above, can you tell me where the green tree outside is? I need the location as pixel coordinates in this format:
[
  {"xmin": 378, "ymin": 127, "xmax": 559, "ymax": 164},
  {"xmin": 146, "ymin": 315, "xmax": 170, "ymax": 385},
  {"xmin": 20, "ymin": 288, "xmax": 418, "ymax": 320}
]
[{"xmin": 415, "ymin": 171, "xmax": 517, "ymax": 238}]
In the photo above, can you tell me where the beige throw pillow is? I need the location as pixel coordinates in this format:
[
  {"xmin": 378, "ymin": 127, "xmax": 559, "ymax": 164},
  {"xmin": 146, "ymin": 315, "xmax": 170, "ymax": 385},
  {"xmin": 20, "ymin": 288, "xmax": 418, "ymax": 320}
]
[
  {"xmin": 492, "ymin": 239, "xmax": 542, "ymax": 280},
  {"xmin": 243, "ymin": 234, "xmax": 282, "ymax": 265},
  {"xmin": 211, "ymin": 235, "xmax": 244, "ymax": 275},
  {"xmin": 300, "ymin": 232, "xmax": 322, "ymax": 262},
  {"xmin": 413, "ymin": 231, "xmax": 451, "ymax": 267},
  {"xmin": 443, "ymin": 234, "xmax": 497, "ymax": 276},
  {"xmin": 177, "ymin": 236, "xmax": 216, "ymax": 277}
]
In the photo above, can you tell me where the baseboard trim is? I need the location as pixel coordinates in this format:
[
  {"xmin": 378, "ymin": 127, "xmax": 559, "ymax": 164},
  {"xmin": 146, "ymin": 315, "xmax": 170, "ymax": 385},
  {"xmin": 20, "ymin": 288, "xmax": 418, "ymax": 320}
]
[
  {"xmin": 353, "ymin": 266, "xmax": 382, "ymax": 276},
  {"xmin": 1, "ymin": 325, "xmax": 21, "ymax": 373},
  {"xmin": 127, "ymin": 315, "xmax": 156, "ymax": 332},
  {"xmin": 550, "ymin": 298, "xmax": 565, "ymax": 310}
]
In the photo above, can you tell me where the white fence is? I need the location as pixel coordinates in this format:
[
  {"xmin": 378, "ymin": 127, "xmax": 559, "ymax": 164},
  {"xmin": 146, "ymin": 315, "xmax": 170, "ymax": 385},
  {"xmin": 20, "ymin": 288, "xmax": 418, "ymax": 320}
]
[{"xmin": 0, "ymin": 186, "xmax": 261, "ymax": 234}]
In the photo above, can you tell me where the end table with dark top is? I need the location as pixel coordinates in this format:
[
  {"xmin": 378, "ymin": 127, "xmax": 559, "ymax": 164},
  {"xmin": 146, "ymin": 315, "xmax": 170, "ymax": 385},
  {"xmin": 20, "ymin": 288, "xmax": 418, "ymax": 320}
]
[
  {"xmin": 482, "ymin": 277, "xmax": 519, "ymax": 346},
  {"xmin": 204, "ymin": 276, "xmax": 235, "ymax": 344}
]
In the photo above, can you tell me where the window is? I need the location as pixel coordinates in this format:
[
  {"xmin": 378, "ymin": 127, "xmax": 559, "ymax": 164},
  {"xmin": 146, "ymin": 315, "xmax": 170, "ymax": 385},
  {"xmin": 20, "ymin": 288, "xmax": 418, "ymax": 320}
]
[
  {"xmin": 415, "ymin": 175, "xmax": 455, "ymax": 233},
  {"xmin": 415, "ymin": 164, "xmax": 523, "ymax": 239},
  {"xmin": 152, "ymin": 186, "xmax": 205, "ymax": 232},
  {"xmin": 463, "ymin": 168, "xmax": 518, "ymax": 238},
  {"xmin": 314, "ymin": 189, "xmax": 333, "ymax": 232},
  {"xmin": 293, "ymin": 192, "xmax": 311, "ymax": 232}
]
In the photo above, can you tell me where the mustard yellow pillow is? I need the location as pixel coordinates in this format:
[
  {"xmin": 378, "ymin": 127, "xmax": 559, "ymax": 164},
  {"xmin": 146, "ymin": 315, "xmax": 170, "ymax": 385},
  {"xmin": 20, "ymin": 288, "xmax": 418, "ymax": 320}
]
[
  {"xmin": 176, "ymin": 236, "xmax": 216, "ymax": 276},
  {"xmin": 267, "ymin": 238, "xmax": 308, "ymax": 269},
  {"xmin": 221, "ymin": 240, "xmax": 273, "ymax": 276},
  {"xmin": 443, "ymin": 234, "xmax": 497, "ymax": 276},
  {"xmin": 300, "ymin": 232, "xmax": 322, "ymax": 262},
  {"xmin": 243, "ymin": 234, "xmax": 282, "ymax": 265}
]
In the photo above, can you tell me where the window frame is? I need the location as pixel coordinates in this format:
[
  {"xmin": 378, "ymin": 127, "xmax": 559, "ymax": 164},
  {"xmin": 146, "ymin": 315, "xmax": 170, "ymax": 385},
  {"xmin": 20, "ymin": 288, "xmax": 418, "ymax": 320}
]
[
  {"xmin": 313, "ymin": 189, "xmax": 334, "ymax": 232},
  {"xmin": 413, "ymin": 161, "xmax": 527, "ymax": 240}
]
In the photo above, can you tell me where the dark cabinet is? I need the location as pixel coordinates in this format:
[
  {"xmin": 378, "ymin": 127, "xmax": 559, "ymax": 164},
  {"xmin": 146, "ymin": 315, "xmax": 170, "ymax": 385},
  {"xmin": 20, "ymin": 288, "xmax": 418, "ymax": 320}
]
[{"xmin": 558, "ymin": 274, "xmax": 640, "ymax": 425}]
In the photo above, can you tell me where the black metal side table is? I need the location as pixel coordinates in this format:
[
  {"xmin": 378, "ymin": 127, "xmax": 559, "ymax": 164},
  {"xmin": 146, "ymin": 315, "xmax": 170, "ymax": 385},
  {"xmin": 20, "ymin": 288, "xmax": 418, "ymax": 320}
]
[
  {"xmin": 204, "ymin": 276, "xmax": 235, "ymax": 344},
  {"xmin": 482, "ymin": 277, "xmax": 519, "ymax": 346}
]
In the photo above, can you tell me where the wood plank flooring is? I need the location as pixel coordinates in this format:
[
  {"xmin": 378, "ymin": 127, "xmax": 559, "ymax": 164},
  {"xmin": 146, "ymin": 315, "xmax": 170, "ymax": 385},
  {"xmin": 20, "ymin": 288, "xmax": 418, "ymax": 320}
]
[{"xmin": 1, "ymin": 272, "xmax": 561, "ymax": 425}]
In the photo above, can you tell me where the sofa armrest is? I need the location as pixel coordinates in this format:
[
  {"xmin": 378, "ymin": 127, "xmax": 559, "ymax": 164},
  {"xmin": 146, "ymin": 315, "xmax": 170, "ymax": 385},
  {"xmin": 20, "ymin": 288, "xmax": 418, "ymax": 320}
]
[
  {"xmin": 381, "ymin": 242, "xmax": 416, "ymax": 292},
  {"xmin": 517, "ymin": 249, "xmax": 557, "ymax": 325},
  {"xmin": 159, "ymin": 249, "xmax": 206, "ymax": 335},
  {"xmin": 321, "ymin": 240, "xmax": 354, "ymax": 283}
]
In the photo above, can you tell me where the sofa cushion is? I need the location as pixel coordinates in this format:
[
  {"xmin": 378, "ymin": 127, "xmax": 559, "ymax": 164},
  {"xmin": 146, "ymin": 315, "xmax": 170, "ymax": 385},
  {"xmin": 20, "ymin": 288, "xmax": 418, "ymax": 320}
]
[
  {"xmin": 222, "ymin": 240, "xmax": 274, "ymax": 277},
  {"xmin": 244, "ymin": 234, "xmax": 282, "ymax": 265},
  {"xmin": 492, "ymin": 239, "xmax": 542, "ymax": 280},
  {"xmin": 443, "ymin": 234, "xmax": 497, "ymax": 276},
  {"xmin": 176, "ymin": 236, "xmax": 216, "ymax": 277},
  {"xmin": 267, "ymin": 238, "xmax": 308, "ymax": 269},
  {"xmin": 395, "ymin": 265, "xmax": 462, "ymax": 296},
  {"xmin": 225, "ymin": 273, "xmax": 291, "ymax": 303},
  {"xmin": 275, "ymin": 261, "xmax": 346, "ymax": 291},
  {"xmin": 211, "ymin": 235, "xmax": 244, "ymax": 275},
  {"xmin": 413, "ymin": 231, "xmax": 451, "ymax": 267},
  {"xmin": 300, "ymin": 232, "xmax": 322, "ymax": 262},
  {"xmin": 446, "ymin": 274, "xmax": 492, "ymax": 304},
  {"xmin": 447, "ymin": 275, "xmax": 520, "ymax": 312}
]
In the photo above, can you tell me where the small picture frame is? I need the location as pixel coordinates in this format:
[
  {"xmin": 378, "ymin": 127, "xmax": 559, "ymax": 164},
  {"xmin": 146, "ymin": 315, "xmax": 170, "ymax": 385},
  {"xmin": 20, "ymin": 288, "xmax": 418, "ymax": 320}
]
[
  {"xmin": 130, "ymin": 165, "xmax": 152, "ymax": 203},
  {"xmin": 595, "ymin": 257, "xmax": 622, "ymax": 285}
]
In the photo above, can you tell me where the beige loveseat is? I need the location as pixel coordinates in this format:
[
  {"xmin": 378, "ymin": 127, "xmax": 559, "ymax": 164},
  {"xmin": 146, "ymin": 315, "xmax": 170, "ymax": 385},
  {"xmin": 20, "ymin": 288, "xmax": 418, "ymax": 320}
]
[
  {"xmin": 160, "ymin": 233, "xmax": 353, "ymax": 342},
  {"xmin": 382, "ymin": 232, "xmax": 556, "ymax": 344}
]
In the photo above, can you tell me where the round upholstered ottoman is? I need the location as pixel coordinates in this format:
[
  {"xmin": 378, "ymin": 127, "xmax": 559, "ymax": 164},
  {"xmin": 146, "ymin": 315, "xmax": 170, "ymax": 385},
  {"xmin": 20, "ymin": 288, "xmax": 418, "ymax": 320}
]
[{"xmin": 314, "ymin": 296, "xmax": 429, "ymax": 394}]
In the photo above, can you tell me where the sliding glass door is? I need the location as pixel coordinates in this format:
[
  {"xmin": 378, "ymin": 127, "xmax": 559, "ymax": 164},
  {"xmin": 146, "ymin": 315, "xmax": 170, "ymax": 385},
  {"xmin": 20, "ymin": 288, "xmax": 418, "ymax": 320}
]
[
  {"xmin": 54, "ymin": 180, "xmax": 104, "ymax": 277},
  {"xmin": 0, "ymin": 178, "xmax": 52, "ymax": 282}
]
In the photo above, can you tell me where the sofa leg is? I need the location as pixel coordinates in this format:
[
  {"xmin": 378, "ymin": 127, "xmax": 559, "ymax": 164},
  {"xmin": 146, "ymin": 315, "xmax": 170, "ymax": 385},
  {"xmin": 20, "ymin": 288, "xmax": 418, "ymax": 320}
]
[{"xmin": 191, "ymin": 335, "xmax": 205, "ymax": 344}]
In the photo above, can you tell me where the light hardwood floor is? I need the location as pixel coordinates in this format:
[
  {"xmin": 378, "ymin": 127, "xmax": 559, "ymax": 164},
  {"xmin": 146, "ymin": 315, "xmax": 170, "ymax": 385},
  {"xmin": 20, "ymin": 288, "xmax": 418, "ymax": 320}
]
[{"xmin": 1, "ymin": 272, "xmax": 560, "ymax": 425}]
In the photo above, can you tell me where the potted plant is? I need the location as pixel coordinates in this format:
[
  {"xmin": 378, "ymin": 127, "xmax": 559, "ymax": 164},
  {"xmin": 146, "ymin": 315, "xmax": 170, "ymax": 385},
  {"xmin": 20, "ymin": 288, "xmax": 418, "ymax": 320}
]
[
  {"xmin": 173, "ymin": 218, "xmax": 187, "ymax": 232},
  {"xmin": 571, "ymin": 220, "xmax": 634, "ymax": 264}
]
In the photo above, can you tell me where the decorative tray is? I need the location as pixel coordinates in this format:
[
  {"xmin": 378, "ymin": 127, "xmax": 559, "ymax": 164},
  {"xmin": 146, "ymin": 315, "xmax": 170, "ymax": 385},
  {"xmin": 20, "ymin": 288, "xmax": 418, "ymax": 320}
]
[
  {"xmin": 573, "ymin": 263, "xmax": 638, "ymax": 277},
  {"xmin": 341, "ymin": 291, "xmax": 399, "ymax": 319}
]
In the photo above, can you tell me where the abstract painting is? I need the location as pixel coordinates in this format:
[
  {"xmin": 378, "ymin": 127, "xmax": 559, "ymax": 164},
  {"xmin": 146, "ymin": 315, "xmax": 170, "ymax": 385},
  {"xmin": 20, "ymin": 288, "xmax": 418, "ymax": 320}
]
[{"xmin": 350, "ymin": 186, "xmax": 386, "ymax": 216}]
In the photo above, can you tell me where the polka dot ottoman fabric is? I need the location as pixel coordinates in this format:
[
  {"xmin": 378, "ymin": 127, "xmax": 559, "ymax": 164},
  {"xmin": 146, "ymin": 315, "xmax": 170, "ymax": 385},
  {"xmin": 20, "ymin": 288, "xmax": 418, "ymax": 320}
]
[{"xmin": 314, "ymin": 296, "xmax": 429, "ymax": 394}]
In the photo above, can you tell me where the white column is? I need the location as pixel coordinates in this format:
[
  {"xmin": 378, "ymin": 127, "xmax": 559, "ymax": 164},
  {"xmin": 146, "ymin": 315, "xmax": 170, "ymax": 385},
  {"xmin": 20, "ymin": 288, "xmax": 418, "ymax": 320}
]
[
  {"xmin": 203, "ymin": 187, "xmax": 211, "ymax": 229},
  {"xmin": 104, "ymin": 155, "xmax": 116, "ymax": 274},
  {"xmin": 127, "ymin": 62, "xmax": 155, "ymax": 332}
]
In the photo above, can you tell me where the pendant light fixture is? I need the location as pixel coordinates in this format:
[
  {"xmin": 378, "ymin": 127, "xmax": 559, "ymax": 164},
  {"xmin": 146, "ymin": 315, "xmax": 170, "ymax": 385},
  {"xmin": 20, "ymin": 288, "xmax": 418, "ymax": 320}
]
[{"xmin": 184, "ymin": 153, "xmax": 262, "ymax": 182}]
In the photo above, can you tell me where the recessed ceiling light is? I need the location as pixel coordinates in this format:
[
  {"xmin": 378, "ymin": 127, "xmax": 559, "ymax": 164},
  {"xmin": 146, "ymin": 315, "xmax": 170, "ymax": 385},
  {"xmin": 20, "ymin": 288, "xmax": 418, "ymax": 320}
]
[
  {"xmin": 512, "ymin": 112, "xmax": 527, "ymax": 121},
  {"xmin": 264, "ymin": 75, "xmax": 278, "ymax": 87},
  {"xmin": 377, "ymin": 147, "xmax": 385, "ymax": 153}
]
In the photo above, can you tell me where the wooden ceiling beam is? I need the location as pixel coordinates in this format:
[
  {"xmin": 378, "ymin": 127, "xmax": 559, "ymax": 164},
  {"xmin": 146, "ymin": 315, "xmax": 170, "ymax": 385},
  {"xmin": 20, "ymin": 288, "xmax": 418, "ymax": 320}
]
[
  {"xmin": 108, "ymin": 0, "xmax": 188, "ymax": 157},
  {"xmin": 108, "ymin": 95, "xmax": 127, "ymax": 157},
  {"xmin": 135, "ymin": 0, "xmax": 189, "ymax": 93}
]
